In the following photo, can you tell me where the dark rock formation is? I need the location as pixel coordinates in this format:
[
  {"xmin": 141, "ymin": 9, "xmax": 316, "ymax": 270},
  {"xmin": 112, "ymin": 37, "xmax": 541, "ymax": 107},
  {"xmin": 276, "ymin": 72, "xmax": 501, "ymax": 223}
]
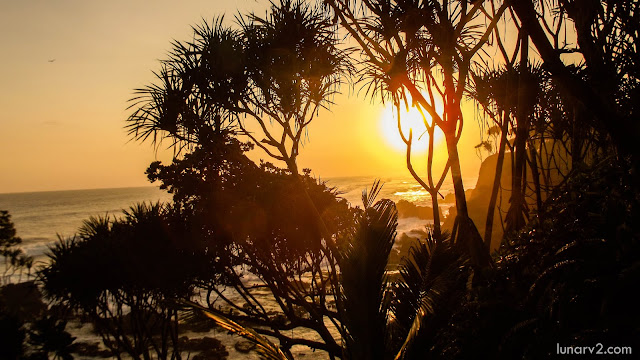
[
  {"xmin": 234, "ymin": 340, "xmax": 257, "ymax": 353},
  {"xmin": 395, "ymin": 199, "xmax": 443, "ymax": 220}
]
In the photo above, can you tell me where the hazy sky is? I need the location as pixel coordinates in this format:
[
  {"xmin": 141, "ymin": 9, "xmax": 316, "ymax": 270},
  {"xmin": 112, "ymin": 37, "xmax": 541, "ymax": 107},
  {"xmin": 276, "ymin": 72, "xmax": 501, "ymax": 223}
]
[{"xmin": 0, "ymin": 0, "xmax": 485, "ymax": 194}]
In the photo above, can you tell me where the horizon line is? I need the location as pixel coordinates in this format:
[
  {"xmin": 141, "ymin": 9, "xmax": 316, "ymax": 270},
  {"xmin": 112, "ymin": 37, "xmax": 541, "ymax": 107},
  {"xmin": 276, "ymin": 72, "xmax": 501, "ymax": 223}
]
[{"xmin": 0, "ymin": 174, "xmax": 424, "ymax": 196}]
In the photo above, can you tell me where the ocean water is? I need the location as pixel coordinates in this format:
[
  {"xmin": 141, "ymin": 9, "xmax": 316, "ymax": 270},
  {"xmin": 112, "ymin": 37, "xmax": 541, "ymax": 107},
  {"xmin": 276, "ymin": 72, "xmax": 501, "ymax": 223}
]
[
  {"xmin": 0, "ymin": 176, "xmax": 477, "ymax": 268},
  {"xmin": 0, "ymin": 186, "xmax": 172, "ymax": 267}
]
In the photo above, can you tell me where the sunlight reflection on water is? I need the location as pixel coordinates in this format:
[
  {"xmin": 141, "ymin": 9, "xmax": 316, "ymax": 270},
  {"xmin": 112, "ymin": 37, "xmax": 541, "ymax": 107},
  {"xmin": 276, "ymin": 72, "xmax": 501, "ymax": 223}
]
[{"xmin": 393, "ymin": 189, "xmax": 430, "ymax": 202}]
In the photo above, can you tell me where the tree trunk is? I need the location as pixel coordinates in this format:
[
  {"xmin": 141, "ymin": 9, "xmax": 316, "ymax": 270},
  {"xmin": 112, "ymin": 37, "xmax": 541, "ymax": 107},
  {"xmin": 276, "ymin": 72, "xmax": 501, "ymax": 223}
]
[
  {"xmin": 430, "ymin": 190, "xmax": 442, "ymax": 239},
  {"xmin": 528, "ymin": 139, "xmax": 543, "ymax": 217},
  {"xmin": 484, "ymin": 113, "xmax": 509, "ymax": 250},
  {"xmin": 505, "ymin": 32, "xmax": 530, "ymax": 234},
  {"xmin": 445, "ymin": 132, "xmax": 491, "ymax": 267}
]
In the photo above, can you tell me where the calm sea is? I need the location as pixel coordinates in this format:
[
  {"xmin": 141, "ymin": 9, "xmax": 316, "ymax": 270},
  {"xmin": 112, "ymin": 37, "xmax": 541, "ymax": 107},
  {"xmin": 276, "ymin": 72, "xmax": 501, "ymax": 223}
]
[
  {"xmin": 0, "ymin": 187, "xmax": 171, "ymax": 265},
  {"xmin": 0, "ymin": 176, "xmax": 474, "ymax": 268}
]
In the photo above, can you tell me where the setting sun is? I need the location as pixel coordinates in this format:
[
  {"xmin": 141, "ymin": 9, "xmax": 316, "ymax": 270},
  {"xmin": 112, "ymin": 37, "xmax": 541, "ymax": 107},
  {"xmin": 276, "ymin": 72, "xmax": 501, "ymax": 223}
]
[{"xmin": 380, "ymin": 103, "xmax": 445, "ymax": 153}]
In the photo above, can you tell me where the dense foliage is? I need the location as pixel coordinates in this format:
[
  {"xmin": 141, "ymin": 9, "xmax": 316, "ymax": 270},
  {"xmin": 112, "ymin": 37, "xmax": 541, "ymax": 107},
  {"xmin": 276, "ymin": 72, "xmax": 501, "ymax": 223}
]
[{"xmin": 431, "ymin": 160, "xmax": 640, "ymax": 359}]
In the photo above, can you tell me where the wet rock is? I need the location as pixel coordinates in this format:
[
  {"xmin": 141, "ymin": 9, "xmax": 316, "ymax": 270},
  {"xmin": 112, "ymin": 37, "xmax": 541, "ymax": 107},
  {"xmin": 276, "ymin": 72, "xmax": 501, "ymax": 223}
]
[
  {"xmin": 192, "ymin": 347, "xmax": 229, "ymax": 360},
  {"xmin": 71, "ymin": 341, "xmax": 113, "ymax": 358},
  {"xmin": 181, "ymin": 314, "xmax": 218, "ymax": 332},
  {"xmin": 234, "ymin": 340, "xmax": 256, "ymax": 353},
  {"xmin": 395, "ymin": 199, "xmax": 442, "ymax": 220},
  {"xmin": 179, "ymin": 336, "xmax": 229, "ymax": 355}
]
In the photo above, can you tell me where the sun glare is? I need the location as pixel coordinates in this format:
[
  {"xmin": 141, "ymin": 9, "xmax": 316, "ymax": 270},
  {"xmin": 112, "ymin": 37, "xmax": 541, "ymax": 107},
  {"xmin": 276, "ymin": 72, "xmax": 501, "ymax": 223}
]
[{"xmin": 380, "ymin": 103, "xmax": 445, "ymax": 153}]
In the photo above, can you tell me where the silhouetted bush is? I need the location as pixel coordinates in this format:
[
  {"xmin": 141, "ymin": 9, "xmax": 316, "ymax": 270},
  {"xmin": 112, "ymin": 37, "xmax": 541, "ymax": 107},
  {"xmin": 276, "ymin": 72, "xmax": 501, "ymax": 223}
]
[{"xmin": 39, "ymin": 202, "xmax": 206, "ymax": 359}]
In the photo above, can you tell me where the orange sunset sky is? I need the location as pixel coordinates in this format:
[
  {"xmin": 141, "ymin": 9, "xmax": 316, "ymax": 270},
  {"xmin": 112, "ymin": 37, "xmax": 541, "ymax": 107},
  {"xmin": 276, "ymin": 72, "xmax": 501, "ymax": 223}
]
[{"xmin": 0, "ymin": 0, "xmax": 487, "ymax": 194}]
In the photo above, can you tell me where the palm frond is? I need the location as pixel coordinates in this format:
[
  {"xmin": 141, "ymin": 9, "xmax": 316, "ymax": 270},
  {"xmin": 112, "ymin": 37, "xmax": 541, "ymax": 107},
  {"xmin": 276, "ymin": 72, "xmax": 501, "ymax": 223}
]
[
  {"xmin": 178, "ymin": 300, "xmax": 290, "ymax": 360},
  {"xmin": 362, "ymin": 179, "xmax": 383, "ymax": 209},
  {"xmin": 340, "ymin": 183, "xmax": 397, "ymax": 360},
  {"xmin": 392, "ymin": 233, "xmax": 467, "ymax": 360}
]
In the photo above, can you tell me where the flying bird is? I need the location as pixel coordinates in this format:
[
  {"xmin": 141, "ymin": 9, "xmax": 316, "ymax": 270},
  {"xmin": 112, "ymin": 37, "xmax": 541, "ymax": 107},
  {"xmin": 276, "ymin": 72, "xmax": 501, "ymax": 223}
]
[{"xmin": 48, "ymin": 59, "xmax": 56, "ymax": 63}]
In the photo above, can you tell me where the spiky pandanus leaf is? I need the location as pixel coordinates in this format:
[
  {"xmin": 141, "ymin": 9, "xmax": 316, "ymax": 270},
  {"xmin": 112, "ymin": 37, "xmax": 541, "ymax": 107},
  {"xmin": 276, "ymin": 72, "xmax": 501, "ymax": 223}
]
[
  {"xmin": 339, "ymin": 180, "xmax": 397, "ymax": 360},
  {"xmin": 126, "ymin": 16, "xmax": 246, "ymax": 153},
  {"xmin": 178, "ymin": 300, "xmax": 290, "ymax": 360}
]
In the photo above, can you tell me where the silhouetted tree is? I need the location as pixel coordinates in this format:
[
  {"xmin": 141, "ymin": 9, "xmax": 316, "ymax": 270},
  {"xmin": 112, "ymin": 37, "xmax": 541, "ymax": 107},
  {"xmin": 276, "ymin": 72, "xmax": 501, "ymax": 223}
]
[
  {"xmin": 470, "ymin": 66, "xmax": 518, "ymax": 249},
  {"xmin": 125, "ymin": 1, "xmax": 355, "ymax": 357},
  {"xmin": 1, "ymin": 210, "xmax": 33, "ymax": 284},
  {"xmin": 471, "ymin": 62, "xmax": 614, "ymax": 248},
  {"xmin": 40, "ymin": 203, "xmax": 203, "ymax": 360},
  {"xmin": 325, "ymin": 0, "xmax": 507, "ymax": 267},
  {"xmin": 236, "ymin": 0, "xmax": 351, "ymax": 175},
  {"xmin": 510, "ymin": 0, "xmax": 640, "ymax": 163}
]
